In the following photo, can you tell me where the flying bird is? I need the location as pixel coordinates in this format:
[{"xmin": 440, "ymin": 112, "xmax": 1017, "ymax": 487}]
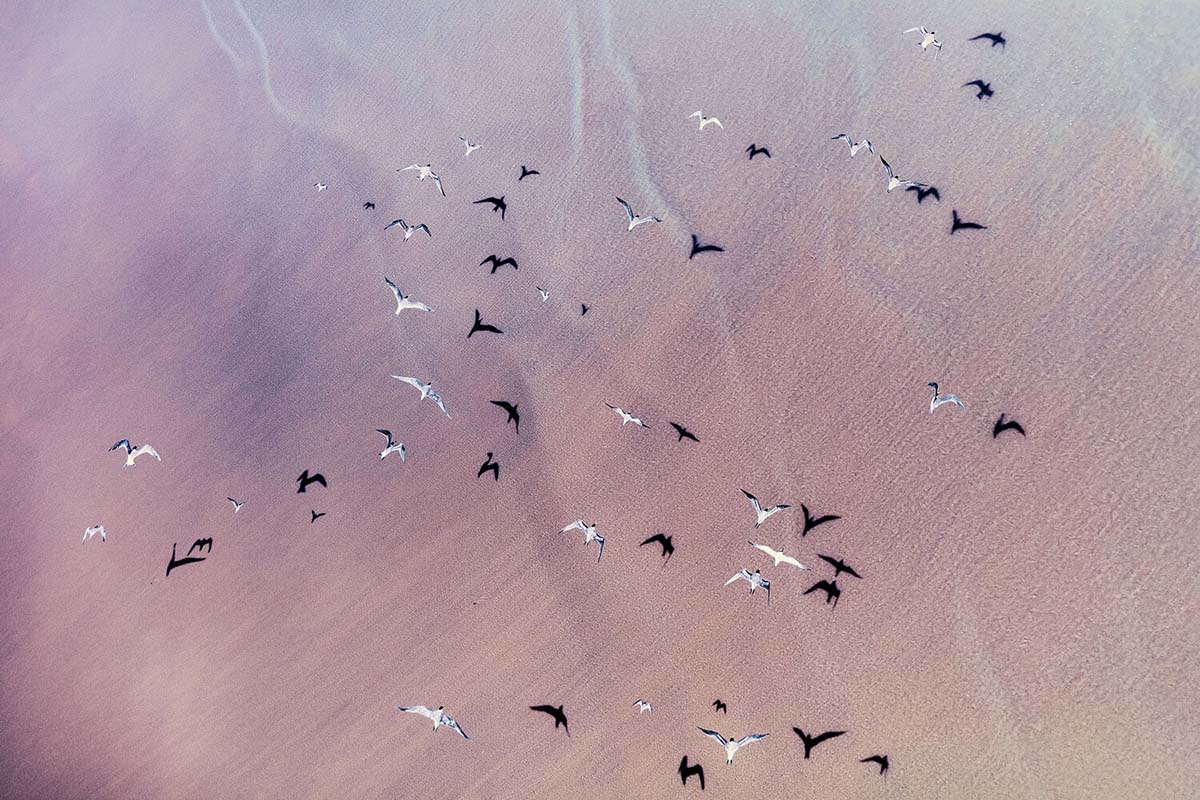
[
  {"xmin": 313, "ymin": 182, "xmax": 327, "ymax": 191},
  {"xmin": 530, "ymin": 704, "xmax": 569, "ymax": 735},
  {"xmin": 740, "ymin": 489, "xmax": 791, "ymax": 528},
  {"xmin": 478, "ymin": 452, "xmax": 500, "ymax": 481},
  {"xmin": 398, "ymin": 164, "xmax": 445, "ymax": 196},
  {"xmin": 906, "ymin": 185, "xmax": 941, "ymax": 204},
  {"xmin": 745, "ymin": 143, "xmax": 771, "ymax": 159},
  {"xmin": 362, "ymin": 201, "xmax": 375, "ymax": 210},
  {"xmin": 817, "ymin": 554, "xmax": 861, "ymax": 580},
  {"xmin": 297, "ymin": 470, "xmax": 327, "ymax": 493},
  {"xmin": 561, "ymin": 520, "xmax": 605, "ymax": 561},
  {"xmin": 82, "ymin": 525, "xmax": 106, "ymax": 543},
  {"xmin": 969, "ymin": 31, "xmax": 1006, "ymax": 48},
  {"xmin": 678, "ymin": 756, "xmax": 705, "ymax": 790},
  {"xmin": 580, "ymin": 303, "xmax": 590, "ymax": 315},
  {"xmin": 616, "ymin": 197, "xmax": 663, "ymax": 231},
  {"xmin": 800, "ymin": 504, "xmax": 841, "ymax": 537},
  {"xmin": 669, "ymin": 422, "xmax": 699, "ymax": 443},
  {"xmin": 376, "ymin": 429, "xmax": 406, "ymax": 461},
  {"xmin": 536, "ymin": 287, "xmax": 551, "ymax": 302},
  {"xmin": 383, "ymin": 218, "xmax": 431, "ymax": 240},
  {"xmin": 473, "ymin": 195, "xmax": 507, "ymax": 220},
  {"xmin": 793, "ymin": 727, "xmax": 846, "ymax": 759},
  {"xmin": 109, "ymin": 439, "xmax": 161, "ymax": 467},
  {"xmin": 632, "ymin": 699, "xmax": 654, "ymax": 715},
  {"xmin": 490, "ymin": 400, "xmax": 520, "ymax": 433},
  {"xmin": 712, "ymin": 699, "xmax": 727, "ymax": 714},
  {"xmin": 605, "ymin": 403, "xmax": 650, "ymax": 428},
  {"xmin": 950, "ymin": 209, "xmax": 988, "ymax": 234},
  {"xmin": 993, "ymin": 414, "xmax": 1026, "ymax": 438},
  {"xmin": 749, "ymin": 542, "xmax": 807, "ymax": 570},
  {"xmin": 903, "ymin": 25, "xmax": 943, "ymax": 58},
  {"xmin": 457, "ymin": 136, "xmax": 482, "ymax": 155},
  {"xmin": 963, "ymin": 79, "xmax": 994, "ymax": 99},
  {"xmin": 928, "ymin": 381, "xmax": 967, "ymax": 413},
  {"xmin": 689, "ymin": 235, "xmax": 724, "ymax": 259},
  {"xmin": 385, "ymin": 277, "xmax": 433, "ymax": 314},
  {"xmin": 698, "ymin": 729, "xmax": 768, "ymax": 765},
  {"xmin": 862, "ymin": 754, "xmax": 890, "ymax": 775},
  {"xmin": 311, "ymin": 510, "xmax": 326, "ymax": 523},
  {"xmin": 880, "ymin": 156, "xmax": 930, "ymax": 193},
  {"xmin": 396, "ymin": 705, "xmax": 470, "ymax": 739},
  {"xmin": 803, "ymin": 579, "xmax": 841, "ymax": 608},
  {"xmin": 830, "ymin": 134, "xmax": 874, "ymax": 156},
  {"xmin": 689, "ymin": 111, "xmax": 724, "ymax": 130},
  {"xmin": 725, "ymin": 568, "xmax": 771, "ymax": 605},
  {"xmin": 392, "ymin": 375, "xmax": 451, "ymax": 418},
  {"xmin": 640, "ymin": 532, "xmax": 675, "ymax": 563},
  {"xmin": 518, "ymin": 165, "xmax": 540, "ymax": 180},
  {"xmin": 480, "ymin": 255, "xmax": 518, "ymax": 274},
  {"xmin": 468, "ymin": 309, "xmax": 503, "ymax": 338},
  {"xmin": 227, "ymin": 497, "xmax": 243, "ymax": 513}
]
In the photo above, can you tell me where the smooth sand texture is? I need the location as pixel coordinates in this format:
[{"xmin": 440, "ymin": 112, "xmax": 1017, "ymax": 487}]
[{"xmin": 2, "ymin": 1, "xmax": 1198, "ymax": 798}]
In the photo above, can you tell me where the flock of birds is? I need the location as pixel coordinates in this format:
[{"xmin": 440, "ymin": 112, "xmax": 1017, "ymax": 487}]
[{"xmin": 83, "ymin": 22, "xmax": 1028, "ymax": 794}]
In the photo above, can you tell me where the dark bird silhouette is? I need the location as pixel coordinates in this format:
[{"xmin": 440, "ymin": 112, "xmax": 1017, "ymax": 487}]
[
  {"xmin": 963, "ymin": 79, "xmax": 994, "ymax": 99},
  {"xmin": 490, "ymin": 400, "xmax": 520, "ymax": 433},
  {"xmin": 689, "ymin": 234, "xmax": 725, "ymax": 259},
  {"xmin": 473, "ymin": 195, "xmax": 507, "ymax": 220},
  {"xmin": 951, "ymin": 209, "xmax": 988, "ymax": 234},
  {"xmin": 669, "ymin": 422, "xmax": 700, "ymax": 443},
  {"xmin": 581, "ymin": 303, "xmax": 590, "ymax": 315},
  {"xmin": 311, "ymin": 510, "xmax": 326, "ymax": 523},
  {"xmin": 679, "ymin": 756, "xmax": 706, "ymax": 790},
  {"xmin": 906, "ymin": 185, "xmax": 941, "ymax": 204},
  {"xmin": 480, "ymin": 254, "xmax": 518, "ymax": 274},
  {"xmin": 530, "ymin": 704, "xmax": 569, "ymax": 735},
  {"xmin": 861, "ymin": 754, "xmax": 890, "ymax": 776},
  {"xmin": 518, "ymin": 165, "xmax": 540, "ymax": 180},
  {"xmin": 478, "ymin": 452, "xmax": 500, "ymax": 481},
  {"xmin": 817, "ymin": 554, "xmax": 862, "ymax": 580},
  {"xmin": 804, "ymin": 579, "xmax": 841, "ymax": 608},
  {"xmin": 640, "ymin": 532, "xmax": 675, "ymax": 563},
  {"xmin": 296, "ymin": 470, "xmax": 327, "ymax": 493},
  {"xmin": 993, "ymin": 413, "xmax": 1026, "ymax": 438},
  {"xmin": 745, "ymin": 143, "xmax": 771, "ymax": 160},
  {"xmin": 468, "ymin": 309, "xmax": 503, "ymax": 338},
  {"xmin": 712, "ymin": 699, "xmax": 727, "ymax": 714},
  {"xmin": 793, "ymin": 727, "xmax": 846, "ymax": 759},
  {"xmin": 166, "ymin": 538, "xmax": 212, "ymax": 577},
  {"xmin": 969, "ymin": 31, "xmax": 1006, "ymax": 48},
  {"xmin": 801, "ymin": 504, "xmax": 841, "ymax": 536},
  {"xmin": 362, "ymin": 201, "xmax": 375, "ymax": 210}
]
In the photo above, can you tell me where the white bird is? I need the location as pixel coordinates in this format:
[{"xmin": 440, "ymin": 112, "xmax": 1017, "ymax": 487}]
[
  {"xmin": 725, "ymin": 568, "xmax": 771, "ymax": 605},
  {"xmin": 396, "ymin": 705, "xmax": 470, "ymax": 739},
  {"xmin": 227, "ymin": 497, "xmax": 243, "ymax": 513},
  {"xmin": 391, "ymin": 375, "xmax": 451, "ymax": 417},
  {"xmin": 689, "ymin": 111, "xmax": 724, "ymax": 130},
  {"xmin": 109, "ymin": 438, "xmax": 161, "ymax": 467},
  {"xmin": 458, "ymin": 136, "xmax": 482, "ymax": 156},
  {"xmin": 561, "ymin": 519, "xmax": 605, "ymax": 561},
  {"xmin": 698, "ymin": 729, "xmax": 769, "ymax": 765},
  {"xmin": 398, "ymin": 164, "xmax": 446, "ymax": 197},
  {"xmin": 830, "ymin": 134, "xmax": 875, "ymax": 157},
  {"xmin": 384, "ymin": 277, "xmax": 433, "ymax": 314},
  {"xmin": 879, "ymin": 156, "xmax": 930, "ymax": 193},
  {"xmin": 314, "ymin": 182, "xmax": 327, "ymax": 191},
  {"xmin": 82, "ymin": 525, "xmax": 106, "ymax": 543},
  {"xmin": 376, "ymin": 429, "xmax": 407, "ymax": 461},
  {"xmin": 928, "ymin": 381, "xmax": 967, "ymax": 413},
  {"xmin": 749, "ymin": 541, "xmax": 807, "ymax": 570},
  {"xmin": 903, "ymin": 26, "xmax": 943, "ymax": 58},
  {"xmin": 632, "ymin": 699, "xmax": 653, "ymax": 715},
  {"xmin": 536, "ymin": 287, "xmax": 551, "ymax": 303},
  {"xmin": 383, "ymin": 218, "xmax": 431, "ymax": 240},
  {"xmin": 605, "ymin": 403, "xmax": 650, "ymax": 428},
  {"xmin": 740, "ymin": 489, "xmax": 791, "ymax": 528},
  {"xmin": 616, "ymin": 197, "xmax": 663, "ymax": 232}
]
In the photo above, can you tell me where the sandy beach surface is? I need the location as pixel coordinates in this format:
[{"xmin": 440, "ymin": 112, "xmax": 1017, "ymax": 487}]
[{"xmin": 2, "ymin": 1, "xmax": 1198, "ymax": 798}]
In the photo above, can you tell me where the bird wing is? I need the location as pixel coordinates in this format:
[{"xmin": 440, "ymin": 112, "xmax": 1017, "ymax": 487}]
[
  {"xmin": 879, "ymin": 156, "xmax": 895, "ymax": 179},
  {"xmin": 432, "ymin": 394, "xmax": 451, "ymax": 417},
  {"xmin": 385, "ymin": 277, "xmax": 403, "ymax": 300},
  {"xmin": 736, "ymin": 733, "xmax": 768, "ymax": 747},
  {"xmin": 724, "ymin": 571, "xmax": 749, "ymax": 586},
  {"xmin": 399, "ymin": 164, "xmax": 420, "ymax": 172},
  {"xmin": 133, "ymin": 444, "xmax": 161, "ymax": 460},
  {"xmin": 561, "ymin": 520, "xmax": 586, "ymax": 533},
  {"xmin": 616, "ymin": 197, "xmax": 635, "ymax": 223},
  {"xmin": 740, "ymin": 489, "xmax": 762, "ymax": 513},
  {"xmin": 433, "ymin": 175, "xmax": 445, "ymax": 196},
  {"xmin": 689, "ymin": 111, "xmax": 702, "ymax": 118},
  {"xmin": 446, "ymin": 718, "xmax": 469, "ymax": 739},
  {"xmin": 397, "ymin": 705, "xmax": 436, "ymax": 721},
  {"xmin": 392, "ymin": 375, "xmax": 423, "ymax": 391},
  {"xmin": 777, "ymin": 553, "xmax": 805, "ymax": 569},
  {"xmin": 831, "ymin": 133, "xmax": 850, "ymax": 143},
  {"xmin": 712, "ymin": 119, "xmax": 724, "ymax": 128},
  {"xmin": 698, "ymin": 728, "xmax": 727, "ymax": 746},
  {"xmin": 750, "ymin": 542, "xmax": 780, "ymax": 560},
  {"xmin": 414, "ymin": 224, "xmax": 431, "ymax": 235},
  {"xmin": 110, "ymin": 438, "xmax": 132, "ymax": 452},
  {"xmin": 903, "ymin": 26, "xmax": 921, "ymax": 33},
  {"xmin": 376, "ymin": 429, "xmax": 394, "ymax": 443}
]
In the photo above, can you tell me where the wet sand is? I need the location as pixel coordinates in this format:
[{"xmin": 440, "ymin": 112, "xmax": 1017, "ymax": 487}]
[{"xmin": 1, "ymin": 1, "xmax": 1198, "ymax": 798}]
